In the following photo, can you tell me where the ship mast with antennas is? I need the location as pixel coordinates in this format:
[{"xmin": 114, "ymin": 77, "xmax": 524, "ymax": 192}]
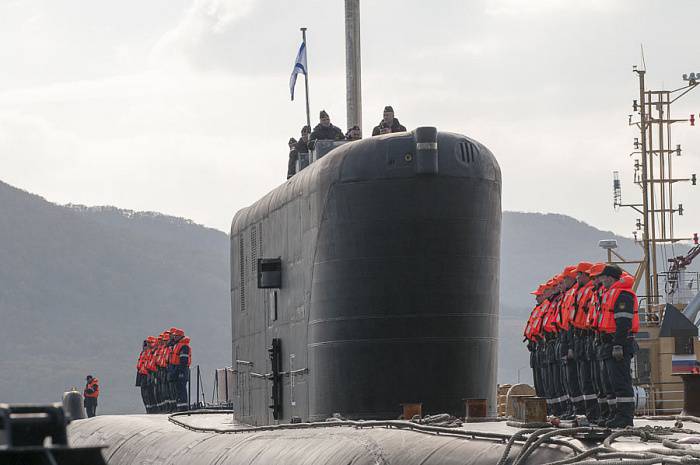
[{"xmin": 613, "ymin": 65, "xmax": 699, "ymax": 317}]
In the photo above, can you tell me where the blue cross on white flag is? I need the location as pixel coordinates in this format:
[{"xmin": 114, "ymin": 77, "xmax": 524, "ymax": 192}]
[{"xmin": 289, "ymin": 42, "xmax": 307, "ymax": 101}]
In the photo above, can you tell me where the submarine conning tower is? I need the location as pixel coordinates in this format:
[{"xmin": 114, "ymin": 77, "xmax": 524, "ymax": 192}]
[{"xmin": 230, "ymin": 127, "xmax": 502, "ymax": 426}]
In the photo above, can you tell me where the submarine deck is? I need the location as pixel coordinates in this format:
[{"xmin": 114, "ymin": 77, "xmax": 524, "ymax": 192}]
[{"xmin": 68, "ymin": 412, "xmax": 700, "ymax": 465}]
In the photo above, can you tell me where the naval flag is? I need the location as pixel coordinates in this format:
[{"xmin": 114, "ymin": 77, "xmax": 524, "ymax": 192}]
[{"xmin": 289, "ymin": 42, "xmax": 307, "ymax": 101}]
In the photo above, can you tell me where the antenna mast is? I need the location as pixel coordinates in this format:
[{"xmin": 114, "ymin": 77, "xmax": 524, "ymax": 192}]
[
  {"xmin": 344, "ymin": 0, "xmax": 362, "ymax": 134},
  {"xmin": 618, "ymin": 67, "xmax": 699, "ymax": 317}
]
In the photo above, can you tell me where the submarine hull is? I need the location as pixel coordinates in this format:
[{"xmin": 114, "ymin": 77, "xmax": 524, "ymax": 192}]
[
  {"xmin": 68, "ymin": 415, "xmax": 570, "ymax": 465},
  {"xmin": 230, "ymin": 129, "xmax": 501, "ymax": 425}
]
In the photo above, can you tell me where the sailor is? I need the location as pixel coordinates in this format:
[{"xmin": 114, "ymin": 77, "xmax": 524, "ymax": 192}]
[
  {"xmin": 524, "ymin": 285, "xmax": 546, "ymax": 397},
  {"xmin": 309, "ymin": 110, "xmax": 344, "ymax": 146},
  {"xmin": 345, "ymin": 125, "xmax": 362, "ymax": 141},
  {"xmin": 169, "ymin": 329, "xmax": 191, "ymax": 411},
  {"xmin": 534, "ymin": 283, "xmax": 553, "ymax": 406},
  {"xmin": 83, "ymin": 375, "xmax": 99, "ymax": 418},
  {"xmin": 146, "ymin": 336, "xmax": 159, "ymax": 413},
  {"xmin": 136, "ymin": 339, "xmax": 149, "ymax": 412},
  {"xmin": 588, "ymin": 262, "xmax": 613, "ymax": 425},
  {"xmin": 597, "ymin": 265, "xmax": 639, "ymax": 427},
  {"xmin": 542, "ymin": 275, "xmax": 567, "ymax": 416},
  {"xmin": 559, "ymin": 265, "xmax": 584, "ymax": 418},
  {"xmin": 371, "ymin": 106, "xmax": 407, "ymax": 136},
  {"xmin": 287, "ymin": 126, "xmax": 311, "ymax": 179},
  {"xmin": 166, "ymin": 327, "xmax": 180, "ymax": 413},
  {"xmin": 287, "ymin": 137, "xmax": 297, "ymax": 167},
  {"xmin": 160, "ymin": 330, "xmax": 176, "ymax": 413},
  {"xmin": 570, "ymin": 262, "xmax": 599, "ymax": 421},
  {"xmin": 154, "ymin": 332, "xmax": 168, "ymax": 413},
  {"xmin": 141, "ymin": 336, "xmax": 157, "ymax": 413}
]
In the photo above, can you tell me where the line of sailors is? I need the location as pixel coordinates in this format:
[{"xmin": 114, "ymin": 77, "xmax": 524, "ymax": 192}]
[
  {"xmin": 523, "ymin": 262, "xmax": 639, "ymax": 428},
  {"xmin": 287, "ymin": 106, "xmax": 407, "ymax": 179},
  {"xmin": 135, "ymin": 327, "xmax": 191, "ymax": 413}
]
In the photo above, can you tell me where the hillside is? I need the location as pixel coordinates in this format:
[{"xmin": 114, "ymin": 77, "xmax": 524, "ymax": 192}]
[
  {"xmin": 0, "ymin": 181, "xmax": 230, "ymax": 413},
  {"xmin": 1, "ymin": 180, "xmax": 695, "ymax": 409}
]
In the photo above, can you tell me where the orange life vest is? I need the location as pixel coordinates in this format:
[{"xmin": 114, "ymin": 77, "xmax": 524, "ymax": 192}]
[
  {"xmin": 597, "ymin": 277, "xmax": 639, "ymax": 334},
  {"xmin": 137, "ymin": 348, "xmax": 149, "ymax": 375},
  {"xmin": 587, "ymin": 287, "xmax": 604, "ymax": 330},
  {"xmin": 558, "ymin": 284, "xmax": 578, "ymax": 331},
  {"xmin": 84, "ymin": 379, "xmax": 99, "ymax": 398},
  {"xmin": 156, "ymin": 344, "xmax": 171, "ymax": 368},
  {"xmin": 530, "ymin": 300, "xmax": 549, "ymax": 339},
  {"xmin": 146, "ymin": 346, "xmax": 158, "ymax": 372},
  {"xmin": 524, "ymin": 304, "xmax": 540, "ymax": 340},
  {"xmin": 170, "ymin": 337, "xmax": 191, "ymax": 367},
  {"xmin": 571, "ymin": 280, "xmax": 594, "ymax": 329},
  {"xmin": 543, "ymin": 297, "xmax": 560, "ymax": 333}
]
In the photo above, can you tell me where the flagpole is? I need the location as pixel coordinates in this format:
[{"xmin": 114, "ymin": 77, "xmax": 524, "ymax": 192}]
[{"xmin": 301, "ymin": 27, "xmax": 311, "ymax": 130}]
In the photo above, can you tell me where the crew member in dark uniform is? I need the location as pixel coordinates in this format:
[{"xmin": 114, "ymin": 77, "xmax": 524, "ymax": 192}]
[
  {"xmin": 345, "ymin": 125, "xmax": 362, "ymax": 141},
  {"xmin": 372, "ymin": 105, "xmax": 407, "ymax": 136},
  {"xmin": 169, "ymin": 329, "xmax": 191, "ymax": 411},
  {"xmin": 288, "ymin": 126, "xmax": 310, "ymax": 179},
  {"xmin": 597, "ymin": 264, "xmax": 638, "ymax": 427},
  {"xmin": 309, "ymin": 110, "xmax": 344, "ymax": 145},
  {"xmin": 136, "ymin": 339, "xmax": 149, "ymax": 411}
]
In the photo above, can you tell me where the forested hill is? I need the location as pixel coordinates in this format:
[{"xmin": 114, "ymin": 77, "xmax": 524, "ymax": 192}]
[{"xmin": 0, "ymin": 181, "xmax": 230, "ymax": 413}]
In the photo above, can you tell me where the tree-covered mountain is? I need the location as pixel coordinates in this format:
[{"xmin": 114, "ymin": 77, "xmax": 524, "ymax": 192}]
[{"xmin": 0, "ymin": 181, "xmax": 230, "ymax": 413}]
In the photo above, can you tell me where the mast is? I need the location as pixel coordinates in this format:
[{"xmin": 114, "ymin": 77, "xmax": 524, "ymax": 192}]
[
  {"xmin": 344, "ymin": 0, "xmax": 362, "ymax": 133},
  {"xmin": 637, "ymin": 70, "xmax": 652, "ymax": 304},
  {"xmin": 618, "ymin": 68, "xmax": 699, "ymax": 316},
  {"xmin": 301, "ymin": 27, "xmax": 311, "ymax": 131}
]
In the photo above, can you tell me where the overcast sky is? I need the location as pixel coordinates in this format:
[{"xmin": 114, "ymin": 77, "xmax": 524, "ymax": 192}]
[{"xmin": 1, "ymin": 0, "xmax": 699, "ymax": 241}]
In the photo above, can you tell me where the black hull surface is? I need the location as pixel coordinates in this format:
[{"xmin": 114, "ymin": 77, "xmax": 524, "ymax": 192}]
[
  {"xmin": 68, "ymin": 415, "xmax": 571, "ymax": 465},
  {"xmin": 230, "ymin": 129, "xmax": 501, "ymax": 425}
]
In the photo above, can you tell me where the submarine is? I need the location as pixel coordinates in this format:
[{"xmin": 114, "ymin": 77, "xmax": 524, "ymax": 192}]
[{"xmin": 229, "ymin": 127, "xmax": 502, "ymax": 425}]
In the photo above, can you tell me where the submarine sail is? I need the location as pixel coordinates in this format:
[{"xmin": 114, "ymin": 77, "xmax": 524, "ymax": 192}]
[{"xmin": 230, "ymin": 127, "xmax": 501, "ymax": 425}]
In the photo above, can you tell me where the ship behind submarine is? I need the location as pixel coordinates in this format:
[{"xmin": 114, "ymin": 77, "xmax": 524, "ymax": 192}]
[{"xmin": 229, "ymin": 127, "xmax": 502, "ymax": 425}]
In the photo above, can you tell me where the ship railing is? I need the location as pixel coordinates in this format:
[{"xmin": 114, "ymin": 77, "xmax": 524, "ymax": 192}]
[
  {"xmin": 659, "ymin": 271, "xmax": 700, "ymax": 306},
  {"xmin": 636, "ymin": 382, "xmax": 683, "ymax": 415},
  {"xmin": 295, "ymin": 140, "xmax": 349, "ymax": 175}
]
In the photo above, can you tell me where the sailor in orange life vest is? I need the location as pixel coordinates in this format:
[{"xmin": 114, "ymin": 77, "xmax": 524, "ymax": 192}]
[
  {"xmin": 596, "ymin": 264, "xmax": 639, "ymax": 427},
  {"xmin": 83, "ymin": 375, "xmax": 100, "ymax": 417},
  {"xmin": 168, "ymin": 328, "xmax": 191, "ymax": 412},
  {"xmin": 588, "ymin": 262, "xmax": 613, "ymax": 425},
  {"xmin": 558, "ymin": 265, "xmax": 585, "ymax": 419},
  {"xmin": 136, "ymin": 337, "xmax": 157, "ymax": 413},
  {"xmin": 571, "ymin": 262, "xmax": 600, "ymax": 421}
]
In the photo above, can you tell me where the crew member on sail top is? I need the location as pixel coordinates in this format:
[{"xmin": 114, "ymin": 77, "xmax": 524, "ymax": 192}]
[
  {"xmin": 83, "ymin": 375, "xmax": 100, "ymax": 418},
  {"xmin": 372, "ymin": 106, "xmax": 407, "ymax": 136},
  {"xmin": 309, "ymin": 110, "xmax": 344, "ymax": 147},
  {"xmin": 345, "ymin": 125, "xmax": 362, "ymax": 141},
  {"xmin": 288, "ymin": 126, "xmax": 311, "ymax": 179}
]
